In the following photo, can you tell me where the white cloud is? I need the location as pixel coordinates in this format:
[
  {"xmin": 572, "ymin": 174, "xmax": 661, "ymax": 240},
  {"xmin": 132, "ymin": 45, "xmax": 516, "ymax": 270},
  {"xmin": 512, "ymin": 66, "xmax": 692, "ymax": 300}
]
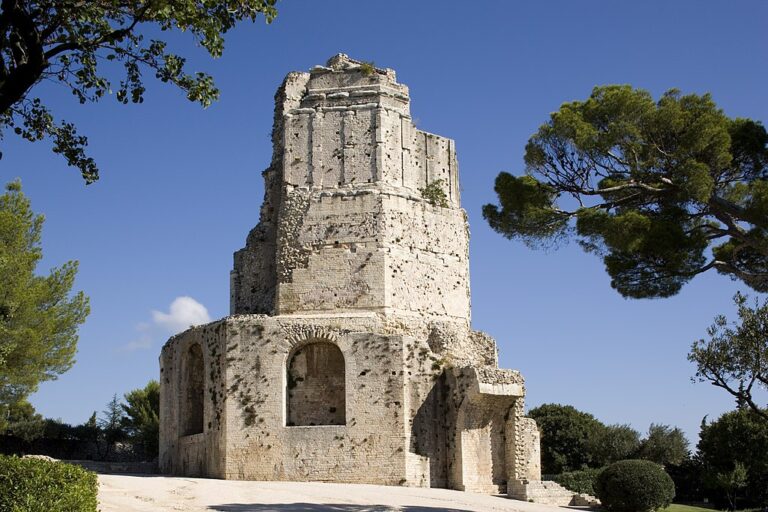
[
  {"xmin": 120, "ymin": 333, "xmax": 152, "ymax": 352},
  {"xmin": 152, "ymin": 296, "xmax": 211, "ymax": 334},
  {"xmin": 119, "ymin": 296, "xmax": 211, "ymax": 352}
]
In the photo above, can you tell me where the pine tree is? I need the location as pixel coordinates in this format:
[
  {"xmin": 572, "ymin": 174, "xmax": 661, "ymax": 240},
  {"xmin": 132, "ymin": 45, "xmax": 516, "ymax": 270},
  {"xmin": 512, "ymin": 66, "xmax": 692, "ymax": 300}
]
[{"xmin": 0, "ymin": 180, "xmax": 89, "ymax": 410}]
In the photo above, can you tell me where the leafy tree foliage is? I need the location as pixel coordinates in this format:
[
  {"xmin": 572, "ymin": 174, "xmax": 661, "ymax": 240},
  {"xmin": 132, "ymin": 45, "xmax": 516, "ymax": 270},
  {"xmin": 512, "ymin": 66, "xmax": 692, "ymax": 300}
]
[
  {"xmin": 665, "ymin": 457, "xmax": 706, "ymax": 504},
  {"xmin": 531, "ymin": 403, "xmax": 691, "ymax": 476},
  {"xmin": 589, "ymin": 423, "xmax": 641, "ymax": 467},
  {"xmin": 689, "ymin": 292, "xmax": 768, "ymax": 422},
  {"xmin": 73, "ymin": 411, "xmax": 100, "ymax": 454},
  {"xmin": 1, "ymin": 400, "xmax": 100, "ymax": 446},
  {"xmin": 698, "ymin": 408, "xmax": 768, "ymax": 508},
  {"xmin": 0, "ymin": 180, "xmax": 89, "ymax": 409},
  {"xmin": 0, "ymin": 398, "xmax": 44, "ymax": 441},
  {"xmin": 0, "ymin": 1, "xmax": 279, "ymax": 182},
  {"xmin": 419, "ymin": 179, "xmax": 449, "ymax": 207},
  {"xmin": 99, "ymin": 394, "xmax": 125, "ymax": 458},
  {"xmin": 713, "ymin": 462, "xmax": 748, "ymax": 511},
  {"xmin": 122, "ymin": 380, "xmax": 159, "ymax": 458},
  {"xmin": 636, "ymin": 423, "xmax": 689, "ymax": 466},
  {"xmin": 484, "ymin": 86, "xmax": 768, "ymax": 298},
  {"xmin": 528, "ymin": 403, "xmax": 605, "ymax": 473}
]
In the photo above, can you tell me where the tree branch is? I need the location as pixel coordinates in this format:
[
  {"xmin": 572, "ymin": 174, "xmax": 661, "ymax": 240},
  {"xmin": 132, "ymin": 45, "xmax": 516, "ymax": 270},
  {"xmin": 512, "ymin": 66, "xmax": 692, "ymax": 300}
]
[
  {"xmin": 702, "ymin": 358, "xmax": 768, "ymax": 422},
  {"xmin": 0, "ymin": 0, "xmax": 46, "ymax": 114},
  {"xmin": 43, "ymin": 2, "xmax": 152, "ymax": 60}
]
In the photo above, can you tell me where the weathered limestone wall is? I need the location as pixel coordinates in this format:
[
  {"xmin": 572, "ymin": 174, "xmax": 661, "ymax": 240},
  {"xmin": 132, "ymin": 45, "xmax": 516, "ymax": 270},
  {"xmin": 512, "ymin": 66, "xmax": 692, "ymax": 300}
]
[
  {"xmin": 231, "ymin": 54, "xmax": 469, "ymax": 324},
  {"xmin": 442, "ymin": 367, "xmax": 528, "ymax": 493},
  {"xmin": 219, "ymin": 316, "xmax": 415, "ymax": 484},
  {"xmin": 279, "ymin": 67, "xmax": 459, "ymax": 201},
  {"xmin": 231, "ymin": 72, "xmax": 309, "ymax": 315},
  {"xmin": 159, "ymin": 323, "xmax": 227, "ymax": 477},
  {"xmin": 159, "ymin": 313, "xmax": 533, "ymax": 490},
  {"xmin": 274, "ymin": 189, "xmax": 387, "ymax": 315},
  {"xmin": 516, "ymin": 416, "xmax": 542, "ymax": 481},
  {"xmin": 381, "ymin": 195, "xmax": 469, "ymax": 321},
  {"xmin": 270, "ymin": 189, "xmax": 470, "ymax": 323}
]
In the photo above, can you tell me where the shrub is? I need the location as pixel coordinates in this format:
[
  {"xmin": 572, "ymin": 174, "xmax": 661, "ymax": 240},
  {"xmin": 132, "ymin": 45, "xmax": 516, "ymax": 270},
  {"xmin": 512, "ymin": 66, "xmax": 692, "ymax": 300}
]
[
  {"xmin": 553, "ymin": 467, "xmax": 604, "ymax": 495},
  {"xmin": 418, "ymin": 179, "xmax": 449, "ymax": 208},
  {"xmin": 595, "ymin": 459, "xmax": 675, "ymax": 512},
  {"xmin": 359, "ymin": 61, "xmax": 376, "ymax": 76},
  {"xmin": 0, "ymin": 455, "xmax": 98, "ymax": 511}
]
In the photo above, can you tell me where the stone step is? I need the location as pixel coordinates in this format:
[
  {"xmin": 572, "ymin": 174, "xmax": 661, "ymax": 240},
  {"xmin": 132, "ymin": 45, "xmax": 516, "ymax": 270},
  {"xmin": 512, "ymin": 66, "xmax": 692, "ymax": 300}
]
[
  {"xmin": 572, "ymin": 493, "xmax": 601, "ymax": 507},
  {"xmin": 509, "ymin": 479, "xmax": 600, "ymax": 507}
]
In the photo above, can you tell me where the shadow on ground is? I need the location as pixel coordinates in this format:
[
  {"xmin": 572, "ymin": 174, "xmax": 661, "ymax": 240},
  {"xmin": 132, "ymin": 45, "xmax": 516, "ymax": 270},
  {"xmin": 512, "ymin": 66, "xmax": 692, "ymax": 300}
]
[{"xmin": 209, "ymin": 504, "xmax": 474, "ymax": 512}]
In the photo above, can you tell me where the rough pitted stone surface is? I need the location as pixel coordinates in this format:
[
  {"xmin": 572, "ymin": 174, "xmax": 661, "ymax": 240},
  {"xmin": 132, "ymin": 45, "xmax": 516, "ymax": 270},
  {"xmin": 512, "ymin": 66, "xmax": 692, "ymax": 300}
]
[
  {"xmin": 160, "ymin": 54, "xmax": 545, "ymax": 499},
  {"xmin": 230, "ymin": 54, "xmax": 467, "ymax": 323}
]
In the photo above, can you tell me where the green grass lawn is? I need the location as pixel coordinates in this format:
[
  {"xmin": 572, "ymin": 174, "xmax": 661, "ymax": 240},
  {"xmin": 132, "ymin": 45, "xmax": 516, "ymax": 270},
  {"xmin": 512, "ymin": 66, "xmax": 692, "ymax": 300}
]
[
  {"xmin": 662, "ymin": 505, "xmax": 714, "ymax": 512},
  {"xmin": 661, "ymin": 505, "xmax": 762, "ymax": 512}
]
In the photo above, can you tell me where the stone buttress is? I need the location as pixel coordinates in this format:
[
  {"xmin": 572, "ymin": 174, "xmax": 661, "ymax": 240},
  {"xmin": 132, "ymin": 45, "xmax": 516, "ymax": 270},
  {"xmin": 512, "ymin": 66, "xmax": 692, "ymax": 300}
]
[{"xmin": 159, "ymin": 55, "xmax": 543, "ymax": 498}]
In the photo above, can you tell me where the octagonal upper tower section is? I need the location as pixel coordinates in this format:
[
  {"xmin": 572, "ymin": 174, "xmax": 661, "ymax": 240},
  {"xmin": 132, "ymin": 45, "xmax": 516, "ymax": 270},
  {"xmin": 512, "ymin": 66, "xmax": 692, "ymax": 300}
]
[
  {"xmin": 232, "ymin": 55, "xmax": 470, "ymax": 325},
  {"xmin": 281, "ymin": 54, "xmax": 460, "ymax": 203}
]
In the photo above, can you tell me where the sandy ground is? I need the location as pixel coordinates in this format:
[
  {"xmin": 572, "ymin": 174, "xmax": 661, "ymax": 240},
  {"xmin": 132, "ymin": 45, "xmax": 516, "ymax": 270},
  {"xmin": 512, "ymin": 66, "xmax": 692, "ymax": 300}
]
[{"xmin": 98, "ymin": 474, "xmax": 586, "ymax": 512}]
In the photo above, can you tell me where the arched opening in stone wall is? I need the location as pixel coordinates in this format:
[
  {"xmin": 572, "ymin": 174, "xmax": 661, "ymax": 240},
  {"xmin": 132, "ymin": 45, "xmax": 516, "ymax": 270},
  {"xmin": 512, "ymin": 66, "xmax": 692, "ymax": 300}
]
[
  {"xmin": 286, "ymin": 341, "xmax": 346, "ymax": 426},
  {"xmin": 451, "ymin": 400, "xmax": 510, "ymax": 493},
  {"xmin": 180, "ymin": 343, "xmax": 204, "ymax": 436}
]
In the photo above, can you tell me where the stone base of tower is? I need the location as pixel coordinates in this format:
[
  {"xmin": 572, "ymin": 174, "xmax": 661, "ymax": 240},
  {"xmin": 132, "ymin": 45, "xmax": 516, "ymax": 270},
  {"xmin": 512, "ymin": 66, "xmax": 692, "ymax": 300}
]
[{"xmin": 159, "ymin": 313, "xmax": 541, "ymax": 491}]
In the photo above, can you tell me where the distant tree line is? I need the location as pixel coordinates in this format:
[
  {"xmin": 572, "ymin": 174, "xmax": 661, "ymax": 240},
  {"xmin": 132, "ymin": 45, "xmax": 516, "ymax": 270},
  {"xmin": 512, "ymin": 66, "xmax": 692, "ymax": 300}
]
[
  {"xmin": 0, "ymin": 380, "xmax": 159, "ymax": 462},
  {"xmin": 531, "ymin": 403, "xmax": 768, "ymax": 509},
  {"xmin": 530, "ymin": 404, "xmax": 688, "ymax": 474}
]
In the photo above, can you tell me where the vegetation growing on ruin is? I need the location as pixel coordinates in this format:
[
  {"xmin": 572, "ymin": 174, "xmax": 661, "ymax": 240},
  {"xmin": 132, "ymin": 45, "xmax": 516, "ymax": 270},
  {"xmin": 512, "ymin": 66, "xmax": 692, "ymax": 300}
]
[
  {"xmin": 419, "ymin": 179, "xmax": 449, "ymax": 207},
  {"xmin": 359, "ymin": 61, "xmax": 376, "ymax": 76}
]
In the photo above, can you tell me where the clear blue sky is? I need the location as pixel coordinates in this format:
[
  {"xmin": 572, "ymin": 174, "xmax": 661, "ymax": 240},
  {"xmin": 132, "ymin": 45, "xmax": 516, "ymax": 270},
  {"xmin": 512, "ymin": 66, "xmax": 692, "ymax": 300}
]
[{"xmin": 5, "ymin": 1, "xmax": 766, "ymax": 445}]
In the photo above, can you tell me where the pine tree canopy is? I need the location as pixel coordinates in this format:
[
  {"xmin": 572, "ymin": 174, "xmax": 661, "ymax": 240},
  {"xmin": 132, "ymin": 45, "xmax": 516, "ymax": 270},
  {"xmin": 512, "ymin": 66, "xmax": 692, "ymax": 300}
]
[
  {"xmin": 0, "ymin": 179, "xmax": 89, "ymax": 407},
  {"xmin": 484, "ymin": 86, "xmax": 768, "ymax": 298}
]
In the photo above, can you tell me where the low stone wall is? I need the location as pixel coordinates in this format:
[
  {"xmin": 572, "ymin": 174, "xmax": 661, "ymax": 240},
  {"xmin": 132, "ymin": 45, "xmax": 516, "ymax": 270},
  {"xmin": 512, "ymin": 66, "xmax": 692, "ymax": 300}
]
[{"xmin": 64, "ymin": 459, "xmax": 158, "ymax": 475}]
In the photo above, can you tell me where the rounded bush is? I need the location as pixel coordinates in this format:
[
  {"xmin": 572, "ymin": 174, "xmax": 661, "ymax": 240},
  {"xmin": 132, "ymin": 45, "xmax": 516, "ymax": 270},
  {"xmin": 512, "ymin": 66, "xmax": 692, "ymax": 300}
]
[
  {"xmin": 595, "ymin": 459, "xmax": 675, "ymax": 512},
  {"xmin": 0, "ymin": 455, "xmax": 98, "ymax": 511}
]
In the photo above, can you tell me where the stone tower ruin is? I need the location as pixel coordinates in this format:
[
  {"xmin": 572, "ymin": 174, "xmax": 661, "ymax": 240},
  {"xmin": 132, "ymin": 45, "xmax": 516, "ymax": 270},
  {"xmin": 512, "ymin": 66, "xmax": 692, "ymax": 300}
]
[{"xmin": 159, "ymin": 54, "xmax": 544, "ymax": 498}]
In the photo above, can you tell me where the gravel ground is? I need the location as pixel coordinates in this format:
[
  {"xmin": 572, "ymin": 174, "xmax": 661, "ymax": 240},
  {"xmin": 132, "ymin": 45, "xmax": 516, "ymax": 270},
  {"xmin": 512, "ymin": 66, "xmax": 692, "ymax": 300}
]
[{"xmin": 97, "ymin": 474, "xmax": 587, "ymax": 512}]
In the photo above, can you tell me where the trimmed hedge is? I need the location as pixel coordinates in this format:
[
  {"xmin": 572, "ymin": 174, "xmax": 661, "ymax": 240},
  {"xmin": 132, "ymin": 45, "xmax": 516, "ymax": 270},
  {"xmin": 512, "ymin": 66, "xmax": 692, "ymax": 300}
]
[
  {"xmin": 553, "ymin": 467, "xmax": 604, "ymax": 495},
  {"xmin": 0, "ymin": 455, "xmax": 98, "ymax": 511},
  {"xmin": 595, "ymin": 459, "xmax": 675, "ymax": 512}
]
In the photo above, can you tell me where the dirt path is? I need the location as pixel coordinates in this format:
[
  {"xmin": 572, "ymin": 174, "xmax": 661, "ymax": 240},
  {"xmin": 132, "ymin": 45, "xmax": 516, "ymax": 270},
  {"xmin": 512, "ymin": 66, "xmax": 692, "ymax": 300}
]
[{"xmin": 97, "ymin": 475, "xmax": 584, "ymax": 512}]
